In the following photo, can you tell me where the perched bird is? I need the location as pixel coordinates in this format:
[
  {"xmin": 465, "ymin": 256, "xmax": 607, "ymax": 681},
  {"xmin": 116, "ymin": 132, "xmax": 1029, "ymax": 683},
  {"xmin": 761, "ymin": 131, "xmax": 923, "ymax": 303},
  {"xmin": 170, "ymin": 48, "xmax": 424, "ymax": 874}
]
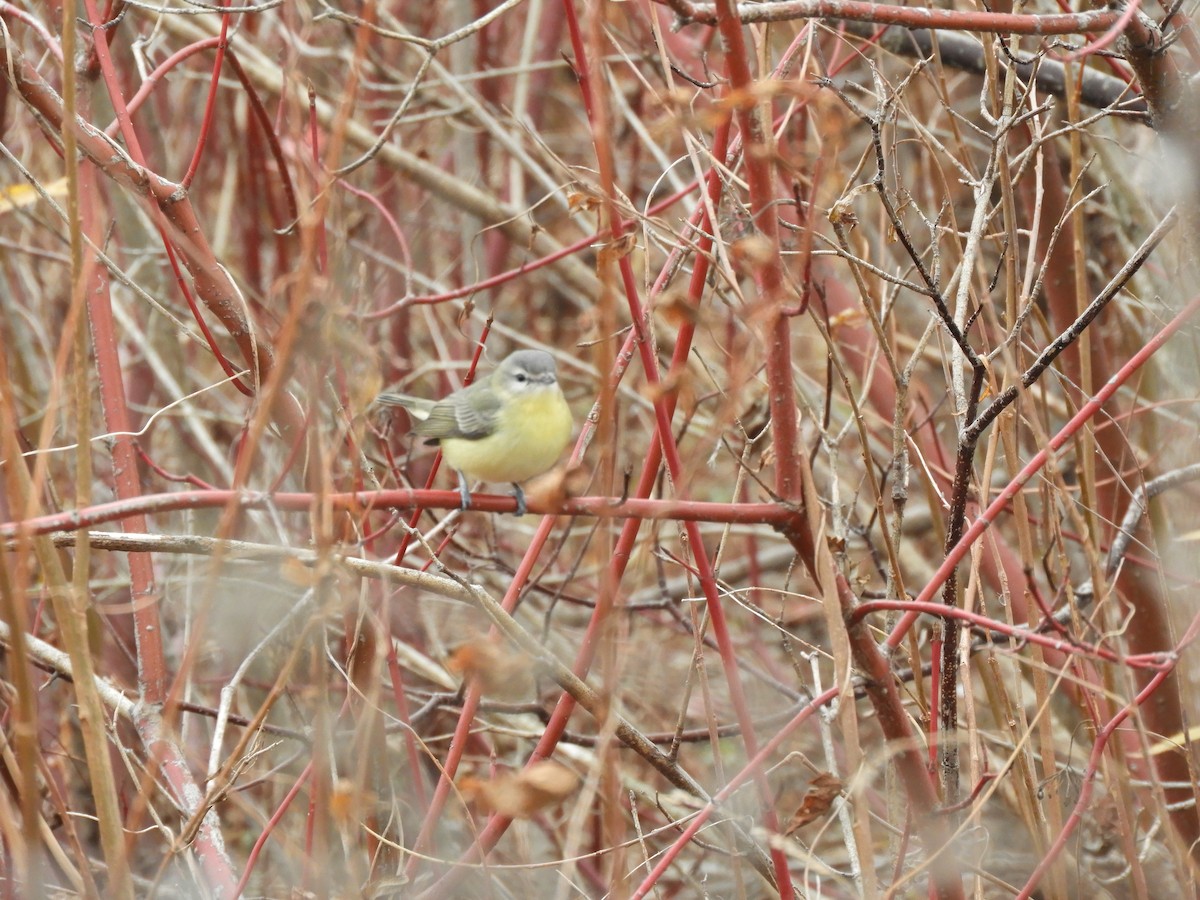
[{"xmin": 378, "ymin": 349, "xmax": 573, "ymax": 515}]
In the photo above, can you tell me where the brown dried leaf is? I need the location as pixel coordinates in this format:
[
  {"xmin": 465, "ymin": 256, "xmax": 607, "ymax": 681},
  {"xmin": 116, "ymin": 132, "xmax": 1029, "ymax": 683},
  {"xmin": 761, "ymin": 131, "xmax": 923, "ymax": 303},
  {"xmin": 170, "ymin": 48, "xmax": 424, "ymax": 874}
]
[
  {"xmin": 597, "ymin": 232, "xmax": 638, "ymax": 267},
  {"xmin": 731, "ymin": 234, "xmax": 775, "ymax": 272},
  {"xmin": 522, "ymin": 462, "xmax": 582, "ymax": 511},
  {"xmin": 460, "ymin": 761, "xmax": 579, "ymax": 819},
  {"xmin": 568, "ymin": 187, "xmax": 602, "ymax": 214},
  {"xmin": 330, "ymin": 778, "xmax": 376, "ymax": 827},
  {"xmin": 446, "ymin": 639, "xmax": 532, "ymax": 698},
  {"xmin": 653, "ymin": 286, "xmax": 699, "ymax": 329},
  {"xmin": 455, "ymin": 298, "xmax": 475, "ymax": 330},
  {"xmin": 785, "ymin": 772, "xmax": 842, "ymax": 834},
  {"xmin": 638, "ymin": 369, "xmax": 680, "ymax": 405},
  {"xmin": 638, "ymin": 370, "xmax": 696, "ymax": 418}
]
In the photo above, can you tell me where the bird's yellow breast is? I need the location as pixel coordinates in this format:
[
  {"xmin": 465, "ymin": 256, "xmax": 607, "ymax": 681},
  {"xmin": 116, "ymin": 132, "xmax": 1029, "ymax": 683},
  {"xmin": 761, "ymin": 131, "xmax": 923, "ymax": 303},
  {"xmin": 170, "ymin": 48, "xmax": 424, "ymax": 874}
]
[{"xmin": 439, "ymin": 387, "xmax": 572, "ymax": 484}]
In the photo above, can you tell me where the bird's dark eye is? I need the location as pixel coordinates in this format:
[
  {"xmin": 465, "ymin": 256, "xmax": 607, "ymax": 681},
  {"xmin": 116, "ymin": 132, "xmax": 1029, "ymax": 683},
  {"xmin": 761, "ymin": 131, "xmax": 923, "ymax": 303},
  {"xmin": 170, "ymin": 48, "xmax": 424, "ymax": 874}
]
[{"xmin": 515, "ymin": 373, "xmax": 528, "ymax": 383}]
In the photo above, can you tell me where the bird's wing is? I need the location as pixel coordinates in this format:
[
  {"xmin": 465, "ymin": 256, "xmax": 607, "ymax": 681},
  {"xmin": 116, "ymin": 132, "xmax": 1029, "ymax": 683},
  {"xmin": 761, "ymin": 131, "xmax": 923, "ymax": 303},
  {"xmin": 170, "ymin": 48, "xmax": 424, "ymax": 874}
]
[
  {"xmin": 410, "ymin": 377, "xmax": 502, "ymax": 441},
  {"xmin": 376, "ymin": 393, "xmax": 436, "ymax": 420}
]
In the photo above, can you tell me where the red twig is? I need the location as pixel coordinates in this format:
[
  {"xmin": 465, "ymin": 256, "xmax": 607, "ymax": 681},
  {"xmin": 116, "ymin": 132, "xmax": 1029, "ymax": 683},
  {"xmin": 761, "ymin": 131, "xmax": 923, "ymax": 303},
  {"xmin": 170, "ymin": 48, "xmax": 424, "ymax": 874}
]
[
  {"xmin": 235, "ymin": 761, "xmax": 314, "ymax": 896},
  {"xmin": 78, "ymin": 0, "xmax": 168, "ymax": 703},
  {"xmin": 0, "ymin": 3, "xmax": 64, "ymax": 61},
  {"xmin": 1058, "ymin": 0, "xmax": 1142, "ymax": 62},
  {"xmin": 362, "ymin": 178, "xmax": 701, "ymax": 317},
  {"xmin": 1, "ymin": 30, "xmax": 277, "ymax": 401},
  {"xmin": 710, "ymin": 0, "xmax": 802, "ymax": 501},
  {"xmin": 0, "ymin": 490, "xmax": 792, "ymax": 538},
  {"xmin": 629, "ymin": 686, "xmax": 840, "ymax": 899},
  {"xmin": 660, "ymin": 0, "xmax": 1123, "ymax": 34},
  {"xmin": 1016, "ymin": 611, "xmax": 1200, "ymax": 897},
  {"xmin": 853, "ymin": 599, "xmax": 1171, "ymax": 668},
  {"xmin": 888, "ymin": 290, "xmax": 1200, "ymax": 649},
  {"xmin": 180, "ymin": 5, "xmax": 232, "ymax": 189}
]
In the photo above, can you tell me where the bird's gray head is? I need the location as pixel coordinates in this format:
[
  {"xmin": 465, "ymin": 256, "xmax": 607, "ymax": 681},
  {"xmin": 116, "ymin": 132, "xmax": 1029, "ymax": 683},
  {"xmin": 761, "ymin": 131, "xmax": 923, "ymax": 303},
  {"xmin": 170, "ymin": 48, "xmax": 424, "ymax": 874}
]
[{"xmin": 496, "ymin": 349, "xmax": 560, "ymax": 392}]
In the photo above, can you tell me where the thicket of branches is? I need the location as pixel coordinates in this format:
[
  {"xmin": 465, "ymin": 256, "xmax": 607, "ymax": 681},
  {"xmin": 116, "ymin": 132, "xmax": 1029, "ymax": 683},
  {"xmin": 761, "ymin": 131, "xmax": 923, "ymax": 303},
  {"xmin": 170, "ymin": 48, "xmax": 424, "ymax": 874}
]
[{"xmin": 1, "ymin": 0, "xmax": 1199, "ymax": 897}]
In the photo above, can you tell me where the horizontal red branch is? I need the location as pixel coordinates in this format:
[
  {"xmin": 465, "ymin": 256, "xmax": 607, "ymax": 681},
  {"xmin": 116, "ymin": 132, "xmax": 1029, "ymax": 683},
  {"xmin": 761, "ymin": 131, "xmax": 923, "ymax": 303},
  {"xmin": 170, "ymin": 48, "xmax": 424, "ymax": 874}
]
[
  {"xmin": 661, "ymin": 0, "xmax": 1122, "ymax": 35},
  {"xmin": 0, "ymin": 489, "xmax": 795, "ymax": 538},
  {"xmin": 852, "ymin": 599, "xmax": 1172, "ymax": 669}
]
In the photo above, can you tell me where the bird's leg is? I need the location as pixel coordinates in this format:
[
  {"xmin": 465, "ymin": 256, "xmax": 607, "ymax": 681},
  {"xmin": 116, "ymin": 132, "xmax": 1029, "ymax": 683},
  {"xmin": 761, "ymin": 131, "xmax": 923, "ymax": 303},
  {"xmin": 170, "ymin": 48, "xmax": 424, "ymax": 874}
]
[
  {"xmin": 456, "ymin": 471, "xmax": 472, "ymax": 511},
  {"xmin": 510, "ymin": 483, "xmax": 527, "ymax": 517}
]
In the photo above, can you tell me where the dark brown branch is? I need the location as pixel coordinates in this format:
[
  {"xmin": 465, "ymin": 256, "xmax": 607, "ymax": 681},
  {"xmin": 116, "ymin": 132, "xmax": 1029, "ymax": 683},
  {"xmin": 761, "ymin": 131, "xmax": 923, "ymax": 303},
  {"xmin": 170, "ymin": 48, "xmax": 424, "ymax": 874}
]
[
  {"xmin": 966, "ymin": 209, "xmax": 1177, "ymax": 445},
  {"xmin": 851, "ymin": 24, "xmax": 1149, "ymax": 125}
]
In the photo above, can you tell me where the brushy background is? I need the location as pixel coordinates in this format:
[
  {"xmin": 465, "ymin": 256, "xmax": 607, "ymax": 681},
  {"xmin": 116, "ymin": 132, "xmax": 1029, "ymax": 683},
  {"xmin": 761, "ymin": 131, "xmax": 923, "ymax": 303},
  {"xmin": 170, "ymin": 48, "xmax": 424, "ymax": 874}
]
[{"xmin": 1, "ymin": 1, "xmax": 1199, "ymax": 897}]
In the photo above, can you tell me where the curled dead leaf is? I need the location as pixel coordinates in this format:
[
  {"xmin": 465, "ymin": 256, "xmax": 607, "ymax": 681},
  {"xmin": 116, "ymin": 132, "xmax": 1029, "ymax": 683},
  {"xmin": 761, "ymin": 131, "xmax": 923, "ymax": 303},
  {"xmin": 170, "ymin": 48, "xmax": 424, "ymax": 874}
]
[
  {"xmin": 785, "ymin": 772, "xmax": 842, "ymax": 834},
  {"xmin": 522, "ymin": 463, "xmax": 584, "ymax": 511},
  {"xmin": 455, "ymin": 298, "xmax": 475, "ymax": 330},
  {"xmin": 330, "ymin": 778, "xmax": 376, "ymax": 827},
  {"xmin": 653, "ymin": 286, "xmax": 700, "ymax": 330},
  {"xmin": 638, "ymin": 370, "xmax": 681, "ymax": 405},
  {"xmin": 731, "ymin": 234, "xmax": 775, "ymax": 272},
  {"xmin": 597, "ymin": 232, "xmax": 638, "ymax": 267},
  {"xmin": 561, "ymin": 462, "xmax": 591, "ymax": 499},
  {"xmin": 460, "ymin": 761, "xmax": 579, "ymax": 819},
  {"xmin": 568, "ymin": 186, "xmax": 602, "ymax": 215},
  {"xmin": 446, "ymin": 639, "xmax": 532, "ymax": 698}
]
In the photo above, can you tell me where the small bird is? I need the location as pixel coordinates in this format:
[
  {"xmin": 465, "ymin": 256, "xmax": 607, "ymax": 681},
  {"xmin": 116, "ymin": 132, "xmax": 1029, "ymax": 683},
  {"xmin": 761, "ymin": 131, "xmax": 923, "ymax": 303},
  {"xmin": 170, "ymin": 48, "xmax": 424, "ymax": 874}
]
[{"xmin": 378, "ymin": 349, "xmax": 573, "ymax": 516}]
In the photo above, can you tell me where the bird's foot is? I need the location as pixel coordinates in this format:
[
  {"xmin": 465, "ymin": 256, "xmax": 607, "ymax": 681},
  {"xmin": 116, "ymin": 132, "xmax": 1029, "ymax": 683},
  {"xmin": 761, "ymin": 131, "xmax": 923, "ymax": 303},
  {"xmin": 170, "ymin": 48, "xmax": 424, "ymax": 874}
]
[
  {"xmin": 457, "ymin": 474, "xmax": 473, "ymax": 511},
  {"xmin": 511, "ymin": 484, "xmax": 527, "ymax": 517}
]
